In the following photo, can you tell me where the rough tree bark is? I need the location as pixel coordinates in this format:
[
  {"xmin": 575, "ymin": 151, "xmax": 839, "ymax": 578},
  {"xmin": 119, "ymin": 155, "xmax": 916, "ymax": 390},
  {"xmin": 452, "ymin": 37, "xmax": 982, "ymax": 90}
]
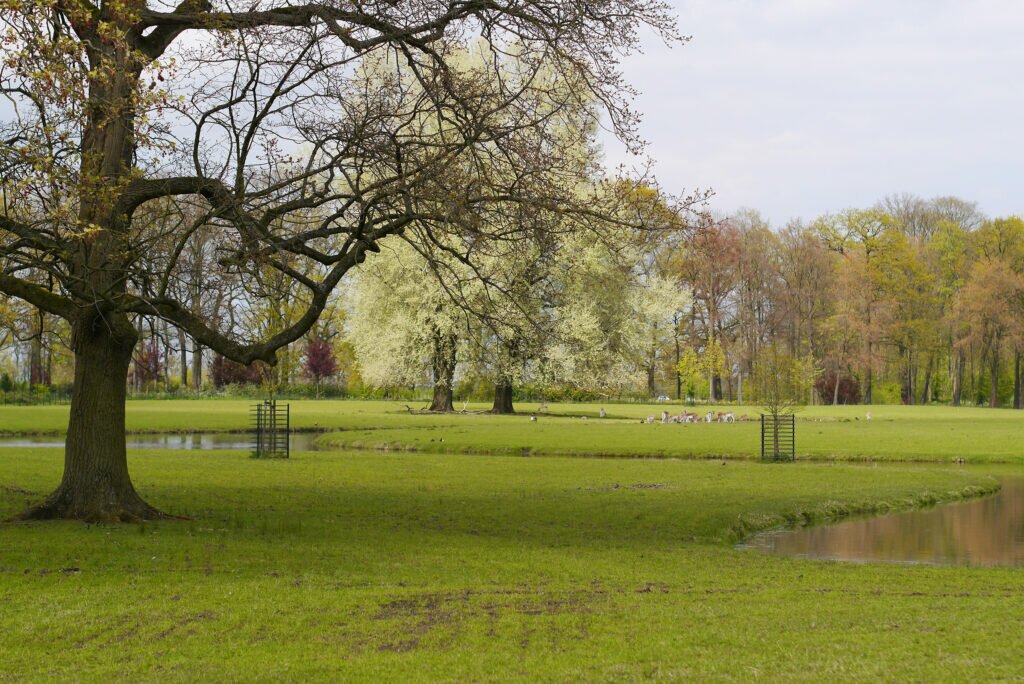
[
  {"xmin": 428, "ymin": 331, "xmax": 456, "ymax": 412},
  {"xmin": 20, "ymin": 312, "xmax": 164, "ymax": 521},
  {"xmin": 29, "ymin": 309, "xmax": 46, "ymax": 385},
  {"xmin": 491, "ymin": 382, "xmax": 515, "ymax": 414},
  {"xmin": 429, "ymin": 380, "xmax": 454, "ymax": 412}
]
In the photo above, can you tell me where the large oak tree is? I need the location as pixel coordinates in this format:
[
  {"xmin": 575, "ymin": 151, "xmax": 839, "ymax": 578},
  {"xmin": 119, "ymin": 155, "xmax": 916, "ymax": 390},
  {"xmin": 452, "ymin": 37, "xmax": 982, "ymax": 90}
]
[{"xmin": 0, "ymin": 0, "xmax": 678, "ymax": 520}]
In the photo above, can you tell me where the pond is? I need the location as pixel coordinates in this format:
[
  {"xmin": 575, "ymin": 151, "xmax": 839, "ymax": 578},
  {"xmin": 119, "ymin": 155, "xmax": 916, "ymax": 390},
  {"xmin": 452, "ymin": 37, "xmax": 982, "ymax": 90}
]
[
  {"xmin": 0, "ymin": 432, "xmax": 323, "ymax": 452},
  {"xmin": 740, "ymin": 479, "xmax": 1024, "ymax": 567}
]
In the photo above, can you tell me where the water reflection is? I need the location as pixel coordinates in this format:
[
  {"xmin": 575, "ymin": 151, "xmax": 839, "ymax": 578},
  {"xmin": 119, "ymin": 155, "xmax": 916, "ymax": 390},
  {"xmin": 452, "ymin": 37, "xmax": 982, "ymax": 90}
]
[
  {"xmin": 742, "ymin": 480, "xmax": 1024, "ymax": 567},
  {"xmin": 0, "ymin": 432, "xmax": 320, "ymax": 451}
]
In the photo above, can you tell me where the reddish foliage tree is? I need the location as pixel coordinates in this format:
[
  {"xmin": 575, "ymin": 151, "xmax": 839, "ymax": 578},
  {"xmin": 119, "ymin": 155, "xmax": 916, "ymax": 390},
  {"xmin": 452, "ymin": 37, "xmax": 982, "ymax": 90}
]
[
  {"xmin": 815, "ymin": 372, "xmax": 862, "ymax": 405},
  {"xmin": 304, "ymin": 338, "xmax": 338, "ymax": 397},
  {"xmin": 210, "ymin": 355, "xmax": 264, "ymax": 387},
  {"xmin": 131, "ymin": 341, "xmax": 164, "ymax": 388}
]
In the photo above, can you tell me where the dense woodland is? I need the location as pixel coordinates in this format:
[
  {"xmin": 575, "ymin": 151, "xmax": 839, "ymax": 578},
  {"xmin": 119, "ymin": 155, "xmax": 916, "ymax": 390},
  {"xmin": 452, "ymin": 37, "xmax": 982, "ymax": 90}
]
[{"xmin": 3, "ymin": 193, "xmax": 1021, "ymax": 409}]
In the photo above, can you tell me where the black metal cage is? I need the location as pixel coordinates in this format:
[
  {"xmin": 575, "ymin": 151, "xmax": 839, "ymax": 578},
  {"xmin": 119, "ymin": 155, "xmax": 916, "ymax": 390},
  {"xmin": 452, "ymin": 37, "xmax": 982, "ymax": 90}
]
[
  {"xmin": 760, "ymin": 413, "xmax": 795, "ymax": 462},
  {"xmin": 251, "ymin": 400, "xmax": 290, "ymax": 459}
]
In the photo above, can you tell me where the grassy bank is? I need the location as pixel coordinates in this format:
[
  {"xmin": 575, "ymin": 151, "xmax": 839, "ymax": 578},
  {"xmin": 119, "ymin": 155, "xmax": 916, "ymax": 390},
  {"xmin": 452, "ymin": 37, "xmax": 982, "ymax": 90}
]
[
  {"xmin": 315, "ymin": 402, "xmax": 1024, "ymax": 463},
  {"xmin": 4, "ymin": 400, "xmax": 1024, "ymax": 463},
  {"xmin": 0, "ymin": 447, "xmax": 1017, "ymax": 681}
]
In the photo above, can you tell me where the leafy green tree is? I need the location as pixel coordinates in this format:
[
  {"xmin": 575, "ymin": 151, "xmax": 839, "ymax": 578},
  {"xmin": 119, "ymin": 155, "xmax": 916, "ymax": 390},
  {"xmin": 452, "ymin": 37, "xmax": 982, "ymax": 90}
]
[
  {"xmin": 346, "ymin": 240, "xmax": 466, "ymax": 411},
  {"xmin": 675, "ymin": 348, "xmax": 702, "ymax": 401},
  {"xmin": 752, "ymin": 344, "xmax": 819, "ymax": 418},
  {"xmin": 815, "ymin": 209, "xmax": 897, "ymax": 403},
  {"xmin": 545, "ymin": 234, "xmax": 684, "ymax": 398},
  {"xmin": 926, "ymin": 219, "xmax": 974, "ymax": 404},
  {"xmin": 971, "ymin": 217, "xmax": 1024, "ymax": 406},
  {"xmin": 958, "ymin": 255, "xmax": 1024, "ymax": 407}
]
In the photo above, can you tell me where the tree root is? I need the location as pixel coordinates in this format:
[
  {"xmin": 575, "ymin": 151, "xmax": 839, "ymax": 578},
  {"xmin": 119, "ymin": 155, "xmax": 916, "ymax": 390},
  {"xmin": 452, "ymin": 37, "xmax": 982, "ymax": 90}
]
[{"xmin": 11, "ymin": 489, "xmax": 186, "ymax": 523}]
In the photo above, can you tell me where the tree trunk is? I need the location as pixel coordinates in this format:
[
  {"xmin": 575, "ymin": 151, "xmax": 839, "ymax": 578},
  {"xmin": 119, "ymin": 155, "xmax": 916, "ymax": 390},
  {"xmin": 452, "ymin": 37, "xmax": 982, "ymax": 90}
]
[
  {"xmin": 920, "ymin": 356, "xmax": 933, "ymax": 405},
  {"xmin": 29, "ymin": 309, "xmax": 46, "ymax": 385},
  {"xmin": 20, "ymin": 313, "xmax": 165, "ymax": 522},
  {"xmin": 428, "ymin": 332, "xmax": 456, "ymax": 412},
  {"xmin": 491, "ymin": 382, "xmax": 515, "ymax": 414},
  {"xmin": 133, "ymin": 315, "xmax": 144, "ymax": 393},
  {"xmin": 952, "ymin": 348, "xmax": 964, "ymax": 406},
  {"xmin": 864, "ymin": 305, "xmax": 873, "ymax": 404},
  {"xmin": 430, "ymin": 382, "xmax": 454, "ymax": 413},
  {"xmin": 46, "ymin": 340, "xmax": 53, "ymax": 388},
  {"xmin": 192, "ymin": 342, "xmax": 203, "ymax": 390},
  {"xmin": 162, "ymin": 320, "xmax": 171, "ymax": 391},
  {"xmin": 989, "ymin": 349, "xmax": 999, "ymax": 408},
  {"xmin": 1014, "ymin": 350, "xmax": 1021, "ymax": 410},
  {"xmin": 909, "ymin": 350, "xmax": 917, "ymax": 403},
  {"xmin": 15, "ymin": 28, "xmax": 168, "ymax": 522},
  {"xmin": 969, "ymin": 352, "xmax": 976, "ymax": 403},
  {"xmin": 832, "ymin": 369, "xmax": 840, "ymax": 406},
  {"xmin": 178, "ymin": 329, "xmax": 188, "ymax": 388},
  {"xmin": 647, "ymin": 365, "xmax": 656, "ymax": 397},
  {"xmin": 29, "ymin": 333, "xmax": 44, "ymax": 385},
  {"xmin": 674, "ymin": 334, "xmax": 682, "ymax": 400}
]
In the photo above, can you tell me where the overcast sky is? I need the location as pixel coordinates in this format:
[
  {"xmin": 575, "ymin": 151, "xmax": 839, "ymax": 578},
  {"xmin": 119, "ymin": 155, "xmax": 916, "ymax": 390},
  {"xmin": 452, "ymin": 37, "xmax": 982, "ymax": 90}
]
[{"xmin": 602, "ymin": 0, "xmax": 1024, "ymax": 225}]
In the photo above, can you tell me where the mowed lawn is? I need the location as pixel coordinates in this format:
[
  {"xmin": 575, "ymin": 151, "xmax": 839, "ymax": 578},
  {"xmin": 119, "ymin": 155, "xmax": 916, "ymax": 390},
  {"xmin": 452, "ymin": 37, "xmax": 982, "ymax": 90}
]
[
  {"xmin": 0, "ymin": 446, "xmax": 1017, "ymax": 681},
  {"xmin": 4, "ymin": 399, "xmax": 1024, "ymax": 462},
  {"xmin": 2, "ymin": 401, "xmax": 1024, "ymax": 680}
]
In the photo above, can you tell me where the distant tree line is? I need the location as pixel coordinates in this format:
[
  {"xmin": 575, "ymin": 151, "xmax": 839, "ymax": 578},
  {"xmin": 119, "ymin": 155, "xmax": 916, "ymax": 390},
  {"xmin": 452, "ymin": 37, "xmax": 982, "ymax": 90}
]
[
  {"xmin": 673, "ymin": 196, "xmax": 1023, "ymax": 409},
  {"xmin": 341, "ymin": 193, "xmax": 1024, "ymax": 411},
  {"xmin": 5, "ymin": 193, "xmax": 1021, "ymax": 410}
]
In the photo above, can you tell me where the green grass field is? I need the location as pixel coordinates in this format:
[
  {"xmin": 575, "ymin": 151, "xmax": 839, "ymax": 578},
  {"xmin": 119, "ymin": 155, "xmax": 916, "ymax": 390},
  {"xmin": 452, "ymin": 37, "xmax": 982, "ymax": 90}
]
[
  {"xmin": 1, "ymin": 401, "xmax": 1023, "ymax": 680},
  {"xmin": 314, "ymin": 402, "xmax": 1024, "ymax": 463},
  {"xmin": 4, "ymin": 399, "xmax": 1024, "ymax": 462}
]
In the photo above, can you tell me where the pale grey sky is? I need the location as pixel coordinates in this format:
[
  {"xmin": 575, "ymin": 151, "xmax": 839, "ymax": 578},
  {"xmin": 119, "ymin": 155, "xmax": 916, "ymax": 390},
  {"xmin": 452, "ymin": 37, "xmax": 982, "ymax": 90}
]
[{"xmin": 603, "ymin": 0, "xmax": 1024, "ymax": 225}]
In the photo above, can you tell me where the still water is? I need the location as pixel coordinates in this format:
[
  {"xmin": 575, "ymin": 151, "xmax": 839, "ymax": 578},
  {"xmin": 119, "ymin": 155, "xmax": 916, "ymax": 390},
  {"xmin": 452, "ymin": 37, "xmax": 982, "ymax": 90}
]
[
  {"xmin": 741, "ymin": 479, "xmax": 1024, "ymax": 567},
  {"xmin": 0, "ymin": 432, "xmax": 322, "ymax": 451}
]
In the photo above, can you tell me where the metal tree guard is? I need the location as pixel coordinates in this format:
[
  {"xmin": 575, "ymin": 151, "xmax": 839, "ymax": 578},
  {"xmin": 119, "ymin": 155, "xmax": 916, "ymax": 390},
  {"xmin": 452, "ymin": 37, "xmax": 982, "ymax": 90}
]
[
  {"xmin": 761, "ymin": 413, "xmax": 795, "ymax": 462},
  {"xmin": 251, "ymin": 400, "xmax": 290, "ymax": 459}
]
